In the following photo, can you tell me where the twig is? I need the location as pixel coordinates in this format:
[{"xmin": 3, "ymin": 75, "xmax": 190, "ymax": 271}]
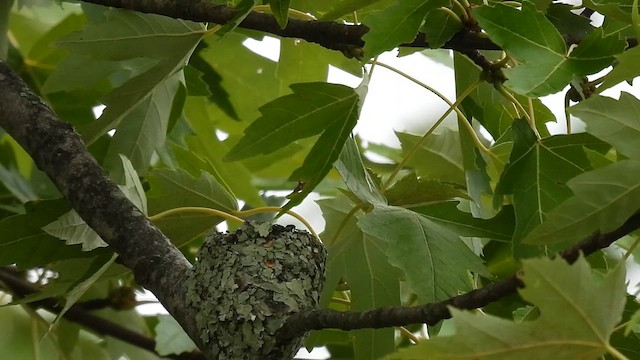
[{"xmin": 277, "ymin": 211, "xmax": 640, "ymax": 341}]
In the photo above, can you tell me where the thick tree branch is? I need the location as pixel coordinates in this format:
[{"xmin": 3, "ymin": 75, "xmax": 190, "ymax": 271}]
[
  {"xmin": 77, "ymin": 0, "xmax": 500, "ymax": 52},
  {"xmin": 0, "ymin": 267, "xmax": 205, "ymax": 360},
  {"xmin": 0, "ymin": 61, "xmax": 204, "ymax": 351},
  {"xmin": 277, "ymin": 211, "xmax": 640, "ymax": 340}
]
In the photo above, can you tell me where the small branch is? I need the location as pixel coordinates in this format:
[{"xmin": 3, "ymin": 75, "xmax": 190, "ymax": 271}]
[
  {"xmin": 76, "ymin": 0, "xmax": 497, "ymax": 52},
  {"xmin": 0, "ymin": 267, "xmax": 205, "ymax": 360},
  {"xmin": 0, "ymin": 60, "xmax": 202, "ymax": 349},
  {"xmin": 277, "ymin": 211, "xmax": 640, "ymax": 340}
]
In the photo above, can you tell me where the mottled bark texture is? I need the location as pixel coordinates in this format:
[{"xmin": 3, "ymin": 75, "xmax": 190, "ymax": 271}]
[{"xmin": 0, "ymin": 61, "xmax": 204, "ymax": 352}]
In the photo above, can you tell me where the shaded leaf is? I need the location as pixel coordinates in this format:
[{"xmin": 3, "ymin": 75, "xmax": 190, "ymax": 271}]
[
  {"xmin": 43, "ymin": 156, "xmax": 147, "ymax": 251},
  {"xmin": 362, "ymin": 0, "xmax": 448, "ymax": 58},
  {"xmin": 422, "ymin": 7, "xmax": 463, "ymax": 49},
  {"xmin": 334, "ymin": 136, "xmax": 386, "ymax": 206},
  {"xmin": 412, "ymin": 202, "xmax": 515, "ymax": 241},
  {"xmin": 155, "ymin": 315, "xmax": 198, "ymax": 356},
  {"xmin": 494, "ymin": 120, "xmax": 609, "ymax": 256},
  {"xmin": 385, "ymin": 256, "xmax": 626, "ymax": 359},
  {"xmin": 269, "ymin": 0, "xmax": 291, "ymax": 28},
  {"xmin": 396, "ymin": 129, "xmax": 465, "ymax": 185},
  {"xmin": 473, "ymin": 2, "xmax": 625, "ymax": 96},
  {"xmin": 226, "ymin": 82, "xmax": 360, "ymax": 210},
  {"xmin": 386, "ymin": 173, "xmax": 468, "ymax": 206},
  {"xmin": 359, "ymin": 205, "xmax": 485, "ymax": 303},
  {"xmin": 525, "ymin": 160, "xmax": 640, "ymax": 245},
  {"xmin": 319, "ymin": 197, "xmax": 400, "ymax": 359},
  {"xmin": 146, "ymin": 168, "xmax": 237, "ymax": 215},
  {"xmin": 571, "ymin": 92, "xmax": 640, "ymax": 160}
]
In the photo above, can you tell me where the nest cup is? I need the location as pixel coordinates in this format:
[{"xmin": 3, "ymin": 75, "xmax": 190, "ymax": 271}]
[{"xmin": 185, "ymin": 221, "xmax": 327, "ymax": 359}]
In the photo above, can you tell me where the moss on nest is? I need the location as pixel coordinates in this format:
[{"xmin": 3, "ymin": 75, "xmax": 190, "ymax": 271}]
[{"xmin": 185, "ymin": 221, "xmax": 326, "ymax": 359}]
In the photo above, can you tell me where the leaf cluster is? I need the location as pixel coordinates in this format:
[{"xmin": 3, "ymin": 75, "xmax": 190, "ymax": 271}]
[{"xmin": 2, "ymin": 0, "xmax": 640, "ymax": 359}]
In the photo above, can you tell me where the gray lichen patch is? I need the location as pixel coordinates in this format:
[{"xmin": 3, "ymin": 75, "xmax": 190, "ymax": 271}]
[{"xmin": 185, "ymin": 221, "xmax": 326, "ymax": 359}]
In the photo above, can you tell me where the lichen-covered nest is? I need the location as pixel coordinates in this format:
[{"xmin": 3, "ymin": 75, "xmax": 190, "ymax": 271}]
[{"xmin": 185, "ymin": 221, "xmax": 326, "ymax": 359}]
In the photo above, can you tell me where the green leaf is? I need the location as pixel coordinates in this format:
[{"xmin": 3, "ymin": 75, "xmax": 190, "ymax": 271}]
[
  {"xmin": 599, "ymin": 47, "xmax": 640, "ymax": 93},
  {"xmin": 583, "ymin": 0, "xmax": 635, "ymax": 23},
  {"xmin": 226, "ymin": 82, "xmax": 360, "ymax": 210},
  {"xmin": 43, "ymin": 156, "xmax": 147, "ymax": 251},
  {"xmin": 386, "ymin": 173, "xmax": 468, "ymax": 206},
  {"xmin": 60, "ymin": 10, "xmax": 205, "ymax": 144},
  {"xmin": 359, "ymin": 205, "xmax": 485, "ymax": 303},
  {"xmin": 422, "ymin": 7, "xmax": 463, "ymax": 49},
  {"xmin": 362, "ymin": 0, "xmax": 448, "ymax": 58},
  {"xmin": 152, "ymin": 209, "xmax": 222, "ymax": 248},
  {"xmin": 319, "ymin": 197, "xmax": 400, "ymax": 359},
  {"xmin": 473, "ymin": 2, "xmax": 625, "ymax": 96},
  {"xmin": 412, "ymin": 202, "xmax": 515, "ymax": 242},
  {"xmin": 396, "ymin": 129, "xmax": 465, "ymax": 185},
  {"xmin": 319, "ymin": 0, "xmax": 385, "ymax": 20},
  {"xmin": 0, "ymin": 0, "xmax": 13, "ymax": 60},
  {"xmin": 49, "ymin": 253, "xmax": 118, "ymax": 332},
  {"xmin": 147, "ymin": 168, "xmax": 238, "ymax": 215},
  {"xmin": 269, "ymin": 0, "xmax": 291, "ymax": 28},
  {"xmin": 102, "ymin": 72, "xmax": 184, "ymax": 176},
  {"xmin": 525, "ymin": 160, "xmax": 640, "ymax": 245},
  {"xmin": 334, "ymin": 136, "xmax": 386, "ymax": 206},
  {"xmin": 571, "ymin": 92, "xmax": 640, "ymax": 160},
  {"xmin": 183, "ymin": 100, "xmax": 263, "ymax": 207},
  {"xmin": 217, "ymin": 0, "xmax": 257, "ymax": 37},
  {"xmin": 225, "ymin": 82, "xmax": 359, "ymax": 160},
  {"xmin": 0, "ymin": 199, "xmax": 94, "ymax": 267},
  {"xmin": 385, "ymin": 256, "xmax": 626, "ymax": 359},
  {"xmin": 154, "ymin": 315, "xmax": 198, "ymax": 356},
  {"xmin": 494, "ymin": 120, "xmax": 608, "ymax": 256}
]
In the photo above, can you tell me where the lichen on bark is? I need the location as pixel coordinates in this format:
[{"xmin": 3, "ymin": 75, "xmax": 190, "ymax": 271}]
[{"xmin": 185, "ymin": 221, "xmax": 326, "ymax": 359}]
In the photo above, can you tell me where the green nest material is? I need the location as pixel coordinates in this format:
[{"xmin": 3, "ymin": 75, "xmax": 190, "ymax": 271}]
[{"xmin": 186, "ymin": 221, "xmax": 326, "ymax": 359}]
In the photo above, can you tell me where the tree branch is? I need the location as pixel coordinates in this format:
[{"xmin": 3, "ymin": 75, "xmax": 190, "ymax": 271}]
[
  {"xmin": 277, "ymin": 211, "xmax": 640, "ymax": 341},
  {"xmin": 0, "ymin": 267, "xmax": 205, "ymax": 360},
  {"xmin": 0, "ymin": 60, "xmax": 204, "ymax": 351},
  {"xmin": 77, "ymin": 0, "xmax": 500, "ymax": 53}
]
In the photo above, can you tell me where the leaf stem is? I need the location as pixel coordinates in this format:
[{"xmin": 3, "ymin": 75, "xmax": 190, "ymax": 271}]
[
  {"xmin": 622, "ymin": 236, "xmax": 640, "ymax": 260},
  {"xmin": 450, "ymin": 0, "xmax": 469, "ymax": 21},
  {"xmin": 438, "ymin": 7, "xmax": 464, "ymax": 25},
  {"xmin": 494, "ymin": 82, "xmax": 539, "ymax": 138},
  {"xmin": 330, "ymin": 297, "xmax": 351, "ymax": 306},
  {"xmin": 398, "ymin": 326, "xmax": 421, "ymax": 343},
  {"xmin": 251, "ymin": 5, "xmax": 317, "ymax": 21},
  {"xmin": 327, "ymin": 203, "xmax": 367, "ymax": 247},
  {"xmin": 607, "ymin": 343, "xmax": 630, "ymax": 360},
  {"xmin": 149, "ymin": 206, "xmax": 244, "ymax": 224},
  {"xmin": 380, "ymin": 77, "xmax": 481, "ymax": 191},
  {"xmin": 234, "ymin": 207, "xmax": 318, "ymax": 238}
]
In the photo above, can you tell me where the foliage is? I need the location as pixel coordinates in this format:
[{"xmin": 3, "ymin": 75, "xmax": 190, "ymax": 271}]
[{"xmin": 2, "ymin": 0, "xmax": 640, "ymax": 359}]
